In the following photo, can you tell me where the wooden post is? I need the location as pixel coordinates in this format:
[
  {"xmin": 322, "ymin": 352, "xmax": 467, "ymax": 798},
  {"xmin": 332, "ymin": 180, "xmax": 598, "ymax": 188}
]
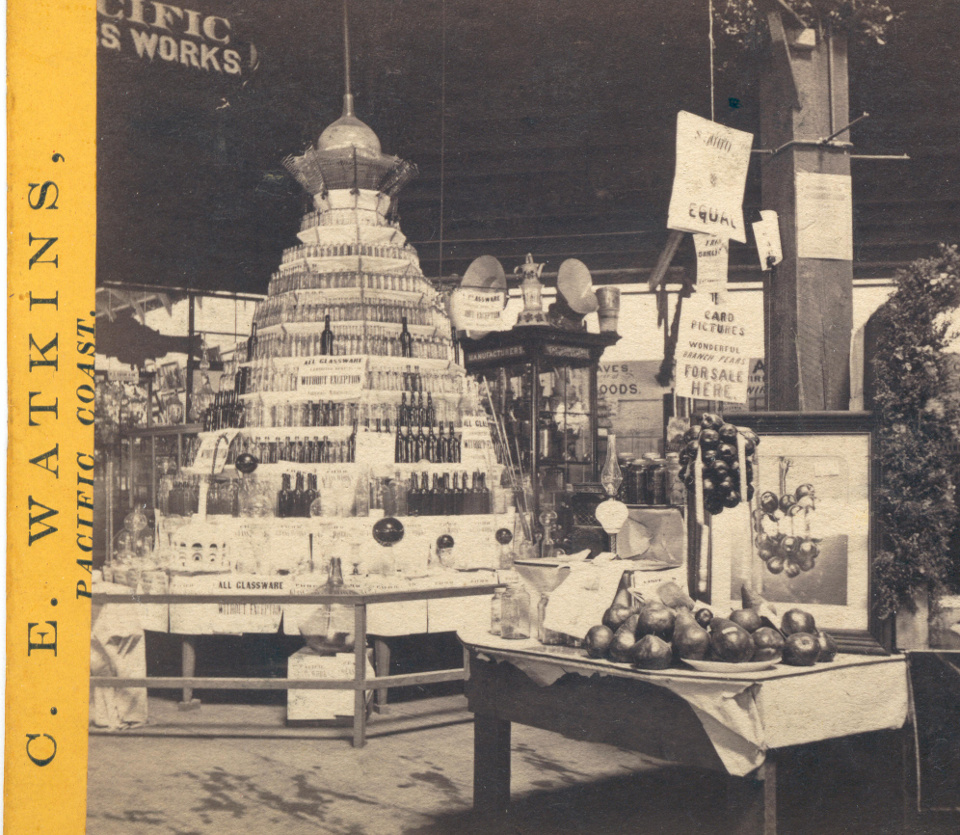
[{"xmin": 760, "ymin": 19, "xmax": 853, "ymax": 410}]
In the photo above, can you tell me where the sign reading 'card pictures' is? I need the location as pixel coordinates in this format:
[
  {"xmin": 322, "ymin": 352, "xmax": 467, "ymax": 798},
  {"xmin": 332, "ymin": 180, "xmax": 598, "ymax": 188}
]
[
  {"xmin": 667, "ymin": 111, "xmax": 753, "ymax": 243},
  {"xmin": 674, "ymin": 294, "xmax": 755, "ymax": 404}
]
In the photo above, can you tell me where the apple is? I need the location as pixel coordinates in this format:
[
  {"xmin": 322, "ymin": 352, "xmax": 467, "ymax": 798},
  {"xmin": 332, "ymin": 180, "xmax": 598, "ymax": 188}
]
[
  {"xmin": 779, "ymin": 494, "xmax": 797, "ymax": 514},
  {"xmin": 781, "ymin": 608, "xmax": 817, "ymax": 635},
  {"xmin": 723, "ymin": 491, "xmax": 741, "ymax": 508},
  {"xmin": 718, "ymin": 423, "xmax": 739, "ymax": 443},
  {"xmin": 780, "ymin": 535, "xmax": 800, "ymax": 556},
  {"xmin": 784, "ymin": 560, "xmax": 801, "ymax": 578}
]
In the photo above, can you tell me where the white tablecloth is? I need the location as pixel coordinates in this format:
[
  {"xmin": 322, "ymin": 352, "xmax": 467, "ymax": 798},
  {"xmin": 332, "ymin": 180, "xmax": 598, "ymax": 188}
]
[{"xmin": 460, "ymin": 627, "xmax": 908, "ymax": 776}]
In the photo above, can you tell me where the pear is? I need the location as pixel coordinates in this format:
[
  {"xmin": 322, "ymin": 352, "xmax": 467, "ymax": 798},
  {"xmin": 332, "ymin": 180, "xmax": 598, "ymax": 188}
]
[
  {"xmin": 658, "ymin": 581, "xmax": 695, "ymax": 611},
  {"xmin": 674, "ymin": 608, "xmax": 698, "ymax": 630},
  {"xmin": 673, "ymin": 620, "xmax": 711, "ymax": 661},
  {"xmin": 608, "ymin": 622, "xmax": 638, "ymax": 662},
  {"xmin": 602, "ymin": 604, "xmax": 635, "ymax": 631}
]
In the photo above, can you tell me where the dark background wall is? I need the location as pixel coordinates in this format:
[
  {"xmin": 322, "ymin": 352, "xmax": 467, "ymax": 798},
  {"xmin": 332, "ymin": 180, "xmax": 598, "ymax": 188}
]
[{"xmin": 97, "ymin": 0, "xmax": 960, "ymax": 294}]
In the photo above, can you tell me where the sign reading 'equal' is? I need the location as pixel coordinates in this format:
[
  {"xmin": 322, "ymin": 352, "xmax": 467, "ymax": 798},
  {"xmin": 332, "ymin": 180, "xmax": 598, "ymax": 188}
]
[{"xmin": 667, "ymin": 111, "xmax": 753, "ymax": 243}]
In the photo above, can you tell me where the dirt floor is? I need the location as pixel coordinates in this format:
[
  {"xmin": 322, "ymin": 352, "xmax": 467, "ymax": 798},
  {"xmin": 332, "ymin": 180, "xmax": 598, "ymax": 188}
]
[{"xmin": 86, "ymin": 695, "xmax": 956, "ymax": 835}]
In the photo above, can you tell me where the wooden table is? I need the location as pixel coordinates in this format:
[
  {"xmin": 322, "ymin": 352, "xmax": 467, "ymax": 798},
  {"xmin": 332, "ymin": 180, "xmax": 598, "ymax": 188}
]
[
  {"xmin": 91, "ymin": 581, "xmax": 502, "ymax": 747},
  {"xmin": 461, "ymin": 636, "xmax": 909, "ymax": 834}
]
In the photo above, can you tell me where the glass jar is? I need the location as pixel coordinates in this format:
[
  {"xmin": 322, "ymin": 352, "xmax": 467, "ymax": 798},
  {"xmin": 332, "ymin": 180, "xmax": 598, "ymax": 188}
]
[
  {"xmin": 490, "ymin": 589, "xmax": 505, "ymax": 636},
  {"xmin": 665, "ymin": 452, "xmax": 686, "ymax": 507},
  {"xmin": 500, "ymin": 584, "xmax": 531, "ymax": 639},
  {"xmin": 537, "ymin": 592, "xmax": 564, "ymax": 645}
]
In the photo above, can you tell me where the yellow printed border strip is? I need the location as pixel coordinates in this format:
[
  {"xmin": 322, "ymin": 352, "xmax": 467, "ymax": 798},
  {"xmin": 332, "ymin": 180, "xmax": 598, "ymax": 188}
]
[{"xmin": 6, "ymin": 0, "xmax": 96, "ymax": 830}]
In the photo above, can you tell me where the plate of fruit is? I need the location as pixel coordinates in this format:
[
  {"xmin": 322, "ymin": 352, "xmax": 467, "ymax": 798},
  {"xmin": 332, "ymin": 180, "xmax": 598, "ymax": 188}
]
[{"xmin": 682, "ymin": 657, "xmax": 781, "ymax": 673}]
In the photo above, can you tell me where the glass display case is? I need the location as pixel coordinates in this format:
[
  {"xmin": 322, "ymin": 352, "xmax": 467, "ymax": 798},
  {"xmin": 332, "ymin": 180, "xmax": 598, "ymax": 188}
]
[
  {"xmin": 459, "ymin": 327, "xmax": 619, "ymax": 527},
  {"xmin": 121, "ymin": 424, "xmax": 202, "ymax": 512}
]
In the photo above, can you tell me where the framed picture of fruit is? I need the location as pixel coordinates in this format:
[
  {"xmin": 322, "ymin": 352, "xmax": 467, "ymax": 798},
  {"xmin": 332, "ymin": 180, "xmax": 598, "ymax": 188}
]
[{"xmin": 707, "ymin": 412, "xmax": 892, "ymax": 655}]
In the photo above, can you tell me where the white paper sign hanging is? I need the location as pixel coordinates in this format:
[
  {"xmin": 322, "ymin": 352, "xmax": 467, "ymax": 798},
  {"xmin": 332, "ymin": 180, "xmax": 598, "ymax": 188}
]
[
  {"xmin": 693, "ymin": 233, "xmax": 729, "ymax": 292},
  {"xmin": 449, "ymin": 287, "xmax": 504, "ymax": 332},
  {"xmin": 297, "ymin": 355, "xmax": 367, "ymax": 399},
  {"xmin": 795, "ymin": 172, "xmax": 853, "ymax": 260},
  {"xmin": 752, "ymin": 209, "xmax": 783, "ymax": 268},
  {"xmin": 673, "ymin": 293, "xmax": 754, "ymax": 404},
  {"xmin": 667, "ymin": 111, "xmax": 753, "ymax": 243}
]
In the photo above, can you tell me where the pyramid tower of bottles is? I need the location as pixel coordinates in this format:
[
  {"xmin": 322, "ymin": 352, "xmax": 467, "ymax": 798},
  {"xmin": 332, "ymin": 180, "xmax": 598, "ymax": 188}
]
[{"xmin": 225, "ymin": 89, "xmax": 499, "ymax": 519}]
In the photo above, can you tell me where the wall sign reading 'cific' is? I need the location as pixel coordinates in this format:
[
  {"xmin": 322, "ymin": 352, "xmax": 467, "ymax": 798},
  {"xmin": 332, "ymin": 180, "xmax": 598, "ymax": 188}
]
[{"xmin": 97, "ymin": 0, "xmax": 259, "ymax": 78}]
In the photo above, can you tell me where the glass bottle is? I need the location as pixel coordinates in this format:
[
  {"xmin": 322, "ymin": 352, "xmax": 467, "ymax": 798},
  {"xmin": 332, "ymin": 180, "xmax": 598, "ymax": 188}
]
[
  {"xmin": 277, "ymin": 473, "xmax": 293, "ymax": 518},
  {"xmin": 304, "ymin": 473, "xmax": 318, "ymax": 517},
  {"xmin": 490, "ymin": 589, "xmax": 505, "ymax": 636},
  {"xmin": 538, "ymin": 592, "xmax": 564, "ymax": 645},
  {"xmin": 666, "ymin": 452, "xmax": 686, "ymax": 507},
  {"xmin": 600, "ymin": 433, "xmax": 624, "ymax": 498},
  {"xmin": 246, "ymin": 322, "xmax": 258, "ymax": 362},
  {"xmin": 400, "ymin": 316, "xmax": 414, "ymax": 359},
  {"xmin": 321, "ymin": 313, "xmax": 334, "ymax": 355},
  {"xmin": 500, "ymin": 584, "xmax": 531, "ymax": 639}
]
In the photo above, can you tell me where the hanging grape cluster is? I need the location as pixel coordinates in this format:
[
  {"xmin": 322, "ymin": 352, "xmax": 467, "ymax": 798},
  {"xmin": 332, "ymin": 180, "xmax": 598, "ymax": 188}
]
[{"xmin": 678, "ymin": 413, "xmax": 759, "ymax": 515}]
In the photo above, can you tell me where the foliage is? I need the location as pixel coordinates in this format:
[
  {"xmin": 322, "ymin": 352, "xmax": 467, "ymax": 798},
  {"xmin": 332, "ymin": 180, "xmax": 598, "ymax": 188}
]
[
  {"xmin": 870, "ymin": 244, "xmax": 960, "ymax": 617},
  {"xmin": 714, "ymin": 0, "xmax": 899, "ymax": 51}
]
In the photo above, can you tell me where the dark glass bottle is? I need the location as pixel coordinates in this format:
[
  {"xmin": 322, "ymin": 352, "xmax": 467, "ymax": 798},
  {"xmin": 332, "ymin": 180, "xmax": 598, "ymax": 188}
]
[
  {"xmin": 425, "ymin": 392, "xmax": 435, "ymax": 427},
  {"xmin": 398, "ymin": 392, "xmax": 408, "ymax": 427},
  {"xmin": 304, "ymin": 473, "xmax": 318, "ymax": 517},
  {"xmin": 407, "ymin": 472, "xmax": 421, "ymax": 516},
  {"xmin": 293, "ymin": 471, "xmax": 305, "ymax": 517},
  {"xmin": 399, "ymin": 316, "xmax": 414, "ymax": 358},
  {"xmin": 402, "ymin": 425, "xmax": 414, "ymax": 464},
  {"xmin": 425, "ymin": 423, "xmax": 438, "ymax": 463},
  {"xmin": 479, "ymin": 472, "xmax": 491, "ymax": 514},
  {"xmin": 452, "ymin": 471, "xmax": 464, "ymax": 515},
  {"xmin": 321, "ymin": 313, "xmax": 334, "ymax": 355},
  {"xmin": 427, "ymin": 473, "xmax": 441, "ymax": 516},
  {"xmin": 395, "ymin": 425, "xmax": 405, "ymax": 463},
  {"xmin": 450, "ymin": 423, "xmax": 461, "ymax": 464},
  {"xmin": 246, "ymin": 322, "xmax": 258, "ymax": 362},
  {"xmin": 437, "ymin": 424, "xmax": 449, "ymax": 464},
  {"xmin": 277, "ymin": 473, "xmax": 293, "ymax": 518}
]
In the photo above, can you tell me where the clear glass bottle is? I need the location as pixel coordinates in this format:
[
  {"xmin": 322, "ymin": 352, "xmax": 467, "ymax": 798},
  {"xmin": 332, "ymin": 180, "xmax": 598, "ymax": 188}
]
[
  {"xmin": 600, "ymin": 433, "xmax": 623, "ymax": 498},
  {"xmin": 490, "ymin": 588, "xmax": 505, "ymax": 636},
  {"xmin": 500, "ymin": 583, "xmax": 531, "ymax": 640},
  {"xmin": 537, "ymin": 592, "xmax": 564, "ymax": 645}
]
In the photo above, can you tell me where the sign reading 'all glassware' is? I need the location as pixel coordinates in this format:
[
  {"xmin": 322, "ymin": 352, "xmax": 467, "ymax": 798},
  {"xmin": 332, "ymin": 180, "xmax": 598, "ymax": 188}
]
[
  {"xmin": 667, "ymin": 111, "xmax": 753, "ymax": 243},
  {"xmin": 297, "ymin": 355, "xmax": 366, "ymax": 399},
  {"xmin": 674, "ymin": 294, "xmax": 755, "ymax": 404}
]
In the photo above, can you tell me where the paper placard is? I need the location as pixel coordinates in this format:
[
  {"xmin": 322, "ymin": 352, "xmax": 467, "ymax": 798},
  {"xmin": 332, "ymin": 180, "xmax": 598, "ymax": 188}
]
[
  {"xmin": 752, "ymin": 209, "xmax": 783, "ymax": 268},
  {"xmin": 168, "ymin": 573, "xmax": 286, "ymax": 634},
  {"xmin": 674, "ymin": 293, "xmax": 756, "ymax": 404},
  {"xmin": 450, "ymin": 287, "xmax": 504, "ymax": 332},
  {"xmin": 693, "ymin": 233, "xmax": 730, "ymax": 293},
  {"xmin": 667, "ymin": 111, "xmax": 753, "ymax": 243},
  {"xmin": 542, "ymin": 563, "xmax": 627, "ymax": 638},
  {"xmin": 192, "ymin": 429, "xmax": 241, "ymax": 475},
  {"xmin": 297, "ymin": 355, "xmax": 367, "ymax": 399},
  {"xmin": 795, "ymin": 172, "xmax": 853, "ymax": 261}
]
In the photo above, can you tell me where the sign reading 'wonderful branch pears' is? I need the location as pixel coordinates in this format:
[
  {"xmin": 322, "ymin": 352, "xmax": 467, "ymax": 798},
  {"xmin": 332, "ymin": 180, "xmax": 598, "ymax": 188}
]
[
  {"xmin": 668, "ymin": 111, "xmax": 753, "ymax": 243},
  {"xmin": 674, "ymin": 294, "xmax": 758, "ymax": 404}
]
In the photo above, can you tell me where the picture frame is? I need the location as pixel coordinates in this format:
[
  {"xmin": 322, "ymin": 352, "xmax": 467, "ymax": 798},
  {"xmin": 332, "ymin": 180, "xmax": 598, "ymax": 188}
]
[{"xmin": 708, "ymin": 411, "xmax": 892, "ymax": 655}]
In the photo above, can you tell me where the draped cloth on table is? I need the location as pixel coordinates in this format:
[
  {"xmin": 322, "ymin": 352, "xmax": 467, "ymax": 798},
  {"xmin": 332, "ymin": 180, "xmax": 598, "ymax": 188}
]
[
  {"xmin": 90, "ymin": 582, "xmax": 148, "ymax": 730},
  {"xmin": 463, "ymin": 630, "xmax": 907, "ymax": 777}
]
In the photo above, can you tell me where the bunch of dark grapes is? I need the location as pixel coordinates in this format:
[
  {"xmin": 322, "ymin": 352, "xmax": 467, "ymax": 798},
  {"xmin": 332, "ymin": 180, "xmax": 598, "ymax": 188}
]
[{"xmin": 678, "ymin": 413, "xmax": 759, "ymax": 515}]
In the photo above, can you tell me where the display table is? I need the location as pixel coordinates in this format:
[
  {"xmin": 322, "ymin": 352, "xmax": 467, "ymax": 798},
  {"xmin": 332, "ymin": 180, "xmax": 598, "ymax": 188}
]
[
  {"xmin": 91, "ymin": 576, "xmax": 503, "ymax": 747},
  {"xmin": 459, "ymin": 630, "xmax": 908, "ymax": 833}
]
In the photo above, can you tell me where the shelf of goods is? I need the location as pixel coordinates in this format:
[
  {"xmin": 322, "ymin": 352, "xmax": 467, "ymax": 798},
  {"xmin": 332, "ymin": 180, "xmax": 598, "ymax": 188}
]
[{"xmin": 132, "ymin": 137, "xmax": 516, "ymax": 644}]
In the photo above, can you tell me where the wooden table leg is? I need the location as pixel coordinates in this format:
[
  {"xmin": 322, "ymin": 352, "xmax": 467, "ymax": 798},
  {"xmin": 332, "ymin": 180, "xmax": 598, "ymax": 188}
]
[
  {"xmin": 763, "ymin": 752, "xmax": 778, "ymax": 835},
  {"xmin": 352, "ymin": 602, "xmax": 368, "ymax": 748},
  {"xmin": 373, "ymin": 638, "xmax": 390, "ymax": 713},
  {"xmin": 177, "ymin": 635, "xmax": 201, "ymax": 711},
  {"xmin": 473, "ymin": 712, "xmax": 511, "ymax": 815}
]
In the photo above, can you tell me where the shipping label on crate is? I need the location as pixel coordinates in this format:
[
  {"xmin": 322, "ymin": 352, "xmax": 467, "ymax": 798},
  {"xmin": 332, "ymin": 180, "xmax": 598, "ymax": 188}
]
[{"xmin": 297, "ymin": 355, "xmax": 367, "ymax": 399}]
